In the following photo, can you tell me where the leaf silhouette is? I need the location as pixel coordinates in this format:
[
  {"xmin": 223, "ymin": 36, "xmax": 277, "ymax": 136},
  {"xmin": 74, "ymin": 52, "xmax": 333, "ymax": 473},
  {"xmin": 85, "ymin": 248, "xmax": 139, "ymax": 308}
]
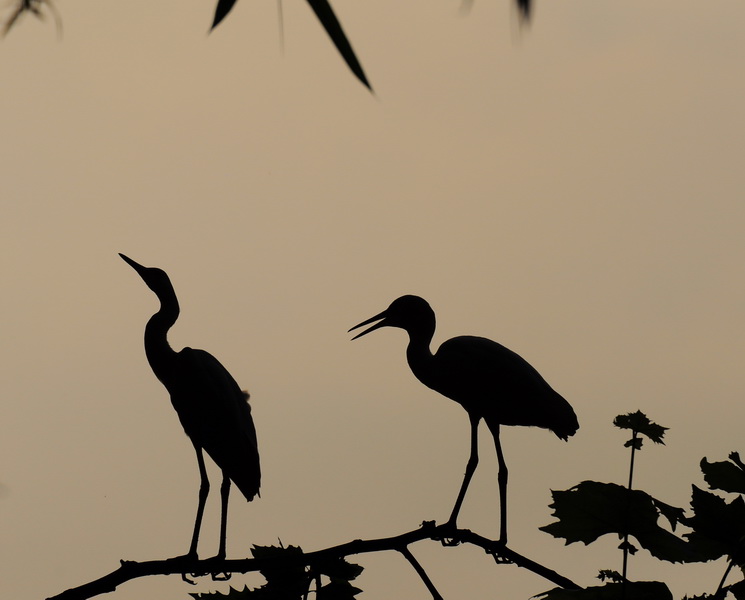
[
  {"xmin": 613, "ymin": 411, "xmax": 668, "ymax": 445},
  {"xmin": 685, "ymin": 485, "xmax": 745, "ymax": 564},
  {"xmin": 305, "ymin": 0, "xmax": 371, "ymax": 90},
  {"xmin": 211, "ymin": 0, "xmax": 238, "ymax": 29},
  {"xmin": 210, "ymin": 0, "xmax": 371, "ymax": 91},
  {"xmin": 317, "ymin": 579, "xmax": 363, "ymax": 600},
  {"xmin": 701, "ymin": 453, "xmax": 745, "ymax": 494},
  {"xmin": 536, "ymin": 581, "xmax": 673, "ymax": 600},
  {"xmin": 541, "ymin": 481, "xmax": 696, "ymax": 562}
]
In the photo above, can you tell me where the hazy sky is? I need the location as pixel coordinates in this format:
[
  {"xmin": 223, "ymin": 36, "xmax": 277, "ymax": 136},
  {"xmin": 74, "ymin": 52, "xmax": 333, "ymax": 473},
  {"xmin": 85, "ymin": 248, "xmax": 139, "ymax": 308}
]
[{"xmin": 2, "ymin": 1, "xmax": 745, "ymax": 599}]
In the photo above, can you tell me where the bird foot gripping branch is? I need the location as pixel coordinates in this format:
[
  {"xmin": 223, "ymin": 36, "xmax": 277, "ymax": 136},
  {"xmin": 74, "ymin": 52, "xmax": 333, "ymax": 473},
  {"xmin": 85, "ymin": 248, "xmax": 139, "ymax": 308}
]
[
  {"xmin": 434, "ymin": 521, "xmax": 463, "ymax": 547},
  {"xmin": 489, "ymin": 548, "xmax": 514, "ymax": 565}
]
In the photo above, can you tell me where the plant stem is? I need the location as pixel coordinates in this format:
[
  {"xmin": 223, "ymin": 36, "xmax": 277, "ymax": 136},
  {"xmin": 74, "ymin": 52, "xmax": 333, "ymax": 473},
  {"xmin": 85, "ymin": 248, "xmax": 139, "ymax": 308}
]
[
  {"xmin": 622, "ymin": 430, "xmax": 638, "ymax": 598},
  {"xmin": 627, "ymin": 432, "xmax": 637, "ymax": 491},
  {"xmin": 715, "ymin": 558, "xmax": 735, "ymax": 599}
]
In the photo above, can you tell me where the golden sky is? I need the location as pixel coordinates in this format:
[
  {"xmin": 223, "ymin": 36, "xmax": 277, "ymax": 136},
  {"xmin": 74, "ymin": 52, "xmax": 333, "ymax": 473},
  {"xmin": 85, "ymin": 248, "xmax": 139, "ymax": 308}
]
[{"xmin": 2, "ymin": 1, "xmax": 745, "ymax": 599}]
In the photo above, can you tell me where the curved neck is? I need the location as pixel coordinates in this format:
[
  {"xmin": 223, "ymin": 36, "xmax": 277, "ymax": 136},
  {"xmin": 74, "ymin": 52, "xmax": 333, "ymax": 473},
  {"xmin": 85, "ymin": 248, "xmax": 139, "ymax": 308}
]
[
  {"xmin": 405, "ymin": 319, "xmax": 436, "ymax": 379},
  {"xmin": 144, "ymin": 291, "xmax": 180, "ymax": 382}
]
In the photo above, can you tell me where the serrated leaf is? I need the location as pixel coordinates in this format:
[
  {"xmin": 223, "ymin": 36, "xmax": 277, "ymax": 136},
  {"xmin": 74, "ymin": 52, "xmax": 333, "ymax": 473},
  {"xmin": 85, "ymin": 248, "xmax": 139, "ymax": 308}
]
[
  {"xmin": 613, "ymin": 411, "xmax": 668, "ymax": 444},
  {"xmin": 251, "ymin": 543, "xmax": 306, "ymax": 579},
  {"xmin": 535, "ymin": 581, "xmax": 673, "ymax": 600},
  {"xmin": 597, "ymin": 570, "xmax": 623, "ymax": 582},
  {"xmin": 191, "ymin": 585, "xmax": 251, "ymax": 599},
  {"xmin": 701, "ymin": 455, "xmax": 745, "ymax": 494},
  {"xmin": 317, "ymin": 579, "xmax": 363, "ymax": 600},
  {"xmin": 685, "ymin": 485, "xmax": 745, "ymax": 564},
  {"xmin": 541, "ymin": 481, "xmax": 696, "ymax": 562},
  {"xmin": 246, "ymin": 544, "xmax": 309, "ymax": 599},
  {"xmin": 312, "ymin": 556, "xmax": 363, "ymax": 581},
  {"xmin": 729, "ymin": 579, "xmax": 745, "ymax": 600},
  {"xmin": 730, "ymin": 452, "xmax": 745, "ymax": 471},
  {"xmin": 654, "ymin": 497, "xmax": 686, "ymax": 531},
  {"xmin": 624, "ymin": 437, "xmax": 644, "ymax": 450}
]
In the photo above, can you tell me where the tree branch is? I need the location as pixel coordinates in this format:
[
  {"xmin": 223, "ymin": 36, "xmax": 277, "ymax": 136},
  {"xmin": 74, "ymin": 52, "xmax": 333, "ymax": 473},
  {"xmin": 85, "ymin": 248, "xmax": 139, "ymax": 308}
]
[
  {"xmin": 47, "ymin": 521, "xmax": 580, "ymax": 600},
  {"xmin": 399, "ymin": 545, "xmax": 444, "ymax": 600}
]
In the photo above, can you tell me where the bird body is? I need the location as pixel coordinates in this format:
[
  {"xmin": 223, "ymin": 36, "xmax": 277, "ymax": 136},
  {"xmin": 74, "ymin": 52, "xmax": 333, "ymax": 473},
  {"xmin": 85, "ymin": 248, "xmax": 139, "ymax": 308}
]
[
  {"xmin": 165, "ymin": 347, "xmax": 260, "ymax": 502},
  {"xmin": 411, "ymin": 334, "xmax": 577, "ymax": 439},
  {"xmin": 350, "ymin": 295, "xmax": 578, "ymax": 543},
  {"xmin": 120, "ymin": 253, "xmax": 260, "ymax": 561}
]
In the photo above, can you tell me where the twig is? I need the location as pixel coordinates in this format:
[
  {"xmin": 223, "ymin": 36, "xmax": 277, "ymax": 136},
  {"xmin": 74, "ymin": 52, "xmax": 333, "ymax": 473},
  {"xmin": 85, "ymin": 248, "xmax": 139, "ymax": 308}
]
[
  {"xmin": 399, "ymin": 545, "xmax": 443, "ymax": 600},
  {"xmin": 47, "ymin": 522, "xmax": 580, "ymax": 600},
  {"xmin": 715, "ymin": 557, "xmax": 735, "ymax": 599}
]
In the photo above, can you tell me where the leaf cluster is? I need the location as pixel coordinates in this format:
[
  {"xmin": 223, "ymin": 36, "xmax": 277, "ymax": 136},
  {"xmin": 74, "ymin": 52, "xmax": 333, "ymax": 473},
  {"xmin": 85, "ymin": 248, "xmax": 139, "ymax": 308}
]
[
  {"xmin": 2, "ymin": 0, "xmax": 536, "ymax": 91},
  {"xmin": 540, "ymin": 480, "xmax": 693, "ymax": 562},
  {"xmin": 541, "ymin": 413, "xmax": 745, "ymax": 599},
  {"xmin": 613, "ymin": 410, "xmax": 668, "ymax": 449},
  {"xmin": 190, "ymin": 544, "xmax": 363, "ymax": 600},
  {"xmin": 683, "ymin": 453, "xmax": 745, "ymax": 599}
]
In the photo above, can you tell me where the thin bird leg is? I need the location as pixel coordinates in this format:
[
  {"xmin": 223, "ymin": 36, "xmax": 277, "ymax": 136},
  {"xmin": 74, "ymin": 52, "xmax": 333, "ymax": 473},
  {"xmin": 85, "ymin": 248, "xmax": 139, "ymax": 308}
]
[
  {"xmin": 492, "ymin": 424, "xmax": 509, "ymax": 545},
  {"xmin": 187, "ymin": 444, "xmax": 210, "ymax": 558},
  {"xmin": 217, "ymin": 472, "xmax": 231, "ymax": 560},
  {"xmin": 447, "ymin": 414, "xmax": 481, "ymax": 527},
  {"xmin": 210, "ymin": 472, "xmax": 233, "ymax": 582}
]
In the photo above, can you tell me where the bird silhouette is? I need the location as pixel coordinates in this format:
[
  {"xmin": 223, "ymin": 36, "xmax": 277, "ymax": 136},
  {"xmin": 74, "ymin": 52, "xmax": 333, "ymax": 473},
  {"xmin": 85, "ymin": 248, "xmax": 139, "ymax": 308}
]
[
  {"xmin": 120, "ymin": 254, "xmax": 260, "ymax": 564},
  {"xmin": 350, "ymin": 295, "xmax": 578, "ymax": 544}
]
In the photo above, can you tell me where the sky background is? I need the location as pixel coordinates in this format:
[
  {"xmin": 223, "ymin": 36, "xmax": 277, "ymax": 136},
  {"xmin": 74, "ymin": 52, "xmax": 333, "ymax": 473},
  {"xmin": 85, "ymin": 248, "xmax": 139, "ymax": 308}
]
[{"xmin": 2, "ymin": 1, "xmax": 745, "ymax": 599}]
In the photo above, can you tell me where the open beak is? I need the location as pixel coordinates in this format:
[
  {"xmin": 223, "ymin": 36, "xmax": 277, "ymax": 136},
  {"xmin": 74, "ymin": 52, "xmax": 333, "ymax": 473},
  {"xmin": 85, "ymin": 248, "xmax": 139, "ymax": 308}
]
[
  {"xmin": 349, "ymin": 310, "xmax": 389, "ymax": 340},
  {"xmin": 119, "ymin": 253, "xmax": 148, "ymax": 277}
]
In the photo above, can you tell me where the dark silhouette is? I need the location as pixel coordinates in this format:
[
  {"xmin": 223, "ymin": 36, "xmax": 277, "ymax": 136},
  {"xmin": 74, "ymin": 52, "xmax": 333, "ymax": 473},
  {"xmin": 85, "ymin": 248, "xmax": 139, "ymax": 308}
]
[
  {"xmin": 120, "ymin": 254, "xmax": 260, "ymax": 563},
  {"xmin": 2, "ymin": 0, "xmax": 61, "ymax": 37},
  {"xmin": 350, "ymin": 295, "xmax": 578, "ymax": 544},
  {"xmin": 517, "ymin": 0, "xmax": 532, "ymax": 22},
  {"xmin": 210, "ymin": 0, "xmax": 372, "ymax": 91}
]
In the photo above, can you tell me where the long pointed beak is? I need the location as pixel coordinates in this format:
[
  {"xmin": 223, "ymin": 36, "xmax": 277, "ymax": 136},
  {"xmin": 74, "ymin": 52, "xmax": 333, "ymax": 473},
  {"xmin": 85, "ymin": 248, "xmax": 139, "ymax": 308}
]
[
  {"xmin": 349, "ymin": 310, "xmax": 389, "ymax": 340},
  {"xmin": 119, "ymin": 253, "xmax": 148, "ymax": 277}
]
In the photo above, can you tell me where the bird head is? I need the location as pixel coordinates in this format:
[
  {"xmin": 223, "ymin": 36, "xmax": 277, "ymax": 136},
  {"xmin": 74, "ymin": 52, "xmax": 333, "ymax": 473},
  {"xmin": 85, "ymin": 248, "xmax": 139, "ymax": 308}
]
[
  {"xmin": 119, "ymin": 253, "xmax": 175, "ymax": 299},
  {"xmin": 349, "ymin": 295, "xmax": 434, "ymax": 339}
]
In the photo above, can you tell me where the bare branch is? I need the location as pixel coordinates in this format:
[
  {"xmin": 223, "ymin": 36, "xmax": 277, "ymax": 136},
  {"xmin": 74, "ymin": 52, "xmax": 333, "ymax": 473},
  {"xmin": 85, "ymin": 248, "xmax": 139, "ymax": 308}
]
[
  {"xmin": 47, "ymin": 522, "xmax": 580, "ymax": 600},
  {"xmin": 399, "ymin": 545, "xmax": 444, "ymax": 600}
]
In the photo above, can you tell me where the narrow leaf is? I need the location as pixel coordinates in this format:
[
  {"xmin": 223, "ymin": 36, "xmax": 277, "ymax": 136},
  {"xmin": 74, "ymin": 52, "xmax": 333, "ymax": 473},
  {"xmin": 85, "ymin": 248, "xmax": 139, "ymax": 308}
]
[
  {"xmin": 211, "ymin": 0, "xmax": 239, "ymax": 30},
  {"xmin": 516, "ymin": 0, "xmax": 531, "ymax": 22},
  {"xmin": 306, "ymin": 0, "xmax": 372, "ymax": 90}
]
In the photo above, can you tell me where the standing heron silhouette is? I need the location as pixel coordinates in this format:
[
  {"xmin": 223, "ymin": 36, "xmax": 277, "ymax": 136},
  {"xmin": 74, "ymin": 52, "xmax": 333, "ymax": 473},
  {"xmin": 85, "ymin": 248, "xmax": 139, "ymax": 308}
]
[
  {"xmin": 120, "ymin": 254, "xmax": 260, "ymax": 570},
  {"xmin": 350, "ymin": 295, "xmax": 578, "ymax": 544}
]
